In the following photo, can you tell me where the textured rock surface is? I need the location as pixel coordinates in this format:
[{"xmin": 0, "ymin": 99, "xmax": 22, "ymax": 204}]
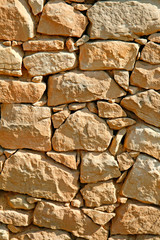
[
  {"xmin": 52, "ymin": 109, "xmax": 113, "ymax": 151},
  {"xmin": 7, "ymin": 193, "xmax": 35, "ymax": 210},
  {"xmin": 113, "ymin": 70, "xmax": 129, "ymax": 91},
  {"xmin": 0, "ymin": 104, "xmax": 52, "ymax": 151},
  {"xmin": 117, "ymin": 152, "xmax": 134, "ymax": 171},
  {"xmin": 97, "ymin": 101, "xmax": 126, "ymax": 118},
  {"xmin": 48, "ymin": 70, "xmax": 126, "ymax": 106},
  {"xmin": 0, "ymin": 224, "xmax": 9, "ymax": 240},
  {"xmin": 140, "ymin": 42, "xmax": 160, "ymax": 64},
  {"xmin": 107, "ymin": 118, "xmax": 136, "ymax": 130},
  {"xmin": 28, "ymin": 0, "xmax": 45, "ymax": 15},
  {"xmin": 79, "ymin": 41, "xmax": 139, "ymax": 71},
  {"xmin": 52, "ymin": 108, "xmax": 70, "ymax": 128},
  {"xmin": 0, "ymin": 150, "xmax": 79, "ymax": 201}
]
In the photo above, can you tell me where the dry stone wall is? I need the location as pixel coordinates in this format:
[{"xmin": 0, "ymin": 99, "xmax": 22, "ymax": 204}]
[{"xmin": 0, "ymin": 0, "xmax": 160, "ymax": 239}]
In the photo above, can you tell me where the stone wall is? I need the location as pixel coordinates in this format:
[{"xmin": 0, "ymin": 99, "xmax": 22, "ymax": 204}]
[{"xmin": 0, "ymin": 0, "xmax": 160, "ymax": 239}]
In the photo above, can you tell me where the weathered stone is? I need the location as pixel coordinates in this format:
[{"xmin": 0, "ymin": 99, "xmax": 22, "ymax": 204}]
[
  {"xmin": 0, "ymin": 44, "xmax": 23, "ymax": 76},
  {"xmin": 7, "ymin": 193, "xmax": 35, "ymax": 210},
  {"xmin": 72, "ymin": 3, "xmax": 92, "ymax": 11},
  {"xmin": 8, "ymin": 225, "xmax": 24, "ymax": 234},
  {"xmin": 0, "ymin": 150, "xmax": 79, "ymax": 201},
  {"xmin": 87, "ymin": 1, "xmax": 160, "ymax": 40},
  {"xmin": 23, "ymin": 52, "xmax": 77, "ymax": 77},
  {"xmin": 80, "ymin": 151, "xmax": 121, "ymax": 183},
  {"xmin": 128, "ymin": 86, "xmax": 142, "ymax": 95},
  {"xmin": 32, "ymin": 95, "xmax": 47, "ymax": 107},
  {"xmin": 27, "ymin": 197, "xmax": 41, "ymax": 204},
  {"xmin": 33, "ymin": 201, "xmax": 108, "ymax": 239},
  {"xmin": 66, "ymin": 37, "xmax": 78, "ymax": 52},
  {"xmin": 117, "ymin": 152, "xmax": 134, "ymax": 171},
  {"xmin": 52, "ymin": 109, "xmax": 113, "ymax": 151},
  {"xmin": 113, "ymin": 70, "xmax": 129, "ymax": 91},
  {"xmin": 0, "ymin": 155, "xmax": 6, "ymax": 173},
  {"xmin": 0, "ymin": 0, "xmax": 35, "ymax": 41},
  {"xmin": 124, "ymin": 123, "xmax": 160, "ymax": 160},
  {"xmin": 71, "ymin": 193, "xmax": 84, "ymax": 208},
  {"xmin": 95, "ymin": 203, "xmax": 119, "ymax": 213},
  {"xmin": 130, "ymin": 61, "xmax": 160, "ymax": 90},
  {"xmin": 0, "ymin": 104, "xmax": 51, "ymax": 151},
  {"xmin": 46, "ymin": 151, "xmax": 77, "ymax": 170},
  {"xmin": 0, "ymin": 224, "xmax": 9, "ymax": 240},
  {"xmin": 81, "ymin": 180, "xmax": 117, "ymax": 207},
  {"xmin": 87, "ymin": 102, "xmax": 98, "ymax": 114},
  {"xmin": 38, "ymin": 0, "xmax": 88, "ymax": 37},
  {"xmin": 48, "ymin": 70, "xmax": 126, "ymax": 106},
  {"xmin": 0, "ymin": 80, "xmax": 46, "ymax": 103},
  {"xmin": 52, "ymin": 104, "xmax": 67, "ymax": 113},
  {"xmin": 135, "ymin": 38, "xmax": 148, "ymax": 45},
  {"xmin": 109, "ymin": 128, "xmax": 126, "ymax": 156},
  {"xmin": 148, "ymin": 33, "xmax": 160, "ymax": 43},
  {"xmin": 97, "ymin": 101, "xmax": 126, "ymax": 119},
  {"xmin": 116, "ymin": 171, "xmax": 128, "ymax": 184},
  {"xmin": 4, "ymin": 150, "xmax": 16, "ymax": 158},
  {"xmin": 52, "ymin": 109, "xmax": 70, "ymax": 128},
  {"xmin": 140, "ymin": 42, "xmax": 160, "ymax": 64},
  {"xmin": 68, "ymin": 103, "xmax": 86, "ymax": 111},
  {"xmin": 28, "ymin": 0, "xmax": 45, "ymax": 15},
  {"xmin": 121, "ymin": 154, "xmax": 160, "ymax": 205},
  {"xmin": 121, "ymin": 90, "xmax": 160, "ymax": 127},
  {"xmin": 82, "ymin": 208, "xmax": 115, "ymax": 225},
  {"xmin": 75, "ymin": 35, "xmax": 90, "ymax": 47},
  {"xmin": 129, "ymin": 151, "xmax": 140, "ymax": 159},
  {"xmin": 111, "ymin": 200, "xmax": 160, "ymax": 235},
  {"xmin": 109, "ymin": 236, "xmax": 136, "ymax": 240},
  {"xmin": 107, "ymin": 118, "xmax": 136, "ymax": 130},
  {"xmin": 136, "ymin": 236, "xmax": 160, "ymax": 240},
  {"xmin": 79, "ymin": 41, "xmax": 139, "ymax": 71}
]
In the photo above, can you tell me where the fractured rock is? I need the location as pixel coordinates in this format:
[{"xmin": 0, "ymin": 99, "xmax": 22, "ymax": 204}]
[
  {"xmin": 0, "ymin": 224, "xmax": 9, "ymax": 240},
  {"xmin": 113, "ymin": 70, "xmax": 129, "ymax": 91},
  {"xmin": 140, "ymin": 42, "xmax": 160, "ymax": 64},
  {"xmin": 52, "ymin": 108, "xmax": 70, "ymax": 128},
  {"xmin": 28, "ymin": 0, "xmax": 45, "ymax": 15},
  {"xmin": 117, "ymin": 152, "xmax": 134, "ymax": 171},
  {"xmin": 109, "ymin": 128, "xmax": 126, "ymax": 156},
  {"xmin": 148, "ymin": 32, "xmax": 160, "ymax": 43},
  {"xmin": 107, "ymin": 118, "xmax": 136, "ymax": 130},
  {"xmin": 97, "ymin": 101, "xmax": 127, "ymax": 118},
  {"xmin": 7, "ymin": 193, "xmax": 35, "ymax": 210}
]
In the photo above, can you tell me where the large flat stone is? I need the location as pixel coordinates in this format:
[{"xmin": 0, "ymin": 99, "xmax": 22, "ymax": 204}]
[
  {"xmin": 87, "ymin": 0, "xmax": 160, "ymax": 40},
  {"xmin": 97, "ymin": 101, "xmax": 126, "ymax": 118},
  {"xmin": 79, "ymin": 41, "xmax": 139, "ymax": 71},
  {"xmin": 0, "ymin": 150, "xmax": 79, "ymax": 202},
  {"xmin": 0, "ymin": 104, "xmax": 52, "ymax": 151},
  {"xmin": 52, "ymin": 109, "xmax": 113, "ymax": 151},
  {"xmin": 48, "ymin": 70, "xmax": 126, "ymax": 106}
]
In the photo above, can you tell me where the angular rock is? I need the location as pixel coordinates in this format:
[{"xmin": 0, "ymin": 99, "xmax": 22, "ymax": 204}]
[
  {"xmin": 7, "ymin": 193, "xmax": 35, "ymax": 210},
  {"xmin": 121, "ymin": 154, "xmax": 160, "ymax": 205},
  {"xmin": 0, "ymin": 155, "xmax": 6, "ymax": 173},
  {"xmin": 52, "ymin": 109, "xmax": 113, "ymax": 151},
  {"xmin": 109, "ymin": 128, "xmax": 126, "ymax": 156},
  {"xmin": 95, "ymin": 203, "xmax": 119, "ymax": 213},
  {"xmin": 79, "ymin": 41, "xmax": 139, "ymax": 71},
  {"xmin": 87, "ymin": 1, "xmax": 160, "ymax": 40},
  {"xmin": 124, "ymin": 123, "xmax": 160, "ymax": 160},
  {"xmin": 136, "ymin": 236, "xmax": 160, "ymax": 240},
  {"xmin": 97, "ymin": 101, "xmax": 126, "ymax": 119},
  {"xmin": 87, "ymin": 102, "xmax": 98, "ymax": 114},
  {"xmin": 81, "ymin": 180, "xmax": 117, "ymax": 207},
  {"xmin": 0, "ymin": 224, "xmax": 9, "ymax": 240},
  {"xmin": 121, "ymin": 90, "xmax": 160, "ymax": 127},
  {"xmin": 113, "ymin": 70, "xmax": 129, "ymax": 91},
  {"xmin": 52, "ymin": 104, "xmax": 67, "ymax": 112},
  {"xmin": 75, "ymin": 35, "xmax": 90, "ymax": 47},
  {"xmin": 46, "ymin": 151, "xmax": 77, "ymax": 170},
  {"xmin": 0, "ymin": 80, "xmax": 46, "ymax": 103},
  {"xmin": 4, "ymin": 150, "xmax": 16, "ymax": 158},
  {"xmin": 116, "ymin": 171, "xmax": 128, "ymax": 184},
  {"xmin": 28, "ymin": 0, "xmax": 45, "ymax": 15},
  {"xmin": 130, "ymin": 61, "xmax": 160, "ymax": 90},
  {"xmin": 148, "ymin": 32, "xmax": 160, "ymax": 43},
  {"xmin": 107, "ymin": 118, "xmax": 136, "ymax": 130},
  {"xmin": 111, "ymin": 200, "xmax": 160, "ymax": 235},
  {"xmin": 140, "ymin": 42, "xmax": 160, "ymax": 64},
  {"xmin": 0, "ymin": 0, "xmax": 35, "ymax": 41},
  {"xmin": 135, "ymin": 38, "xmax": 147, "ymax": 45},
  {"xmin": 52, "ymin": 109, "xmax": 70, "ymax": 129},
  {"xmin": 48, "ymin": 70, "xmax": 126, "ymax": 106},
  {"xmin": 38, "ymin": 0, "xmax": 88, "ymax": 37},
  {"xmin": 0, "ymin": 150, "xmax": 79, "ymax": 202},
  {"xmin": 0, "ymin": 104, "xmax": 52, "ymax": 151},
  {"xmin": 80, "ymin": 151, "xmax": 121, "ymax": 183},
  {"xmin": 68, "ymin": 103, "xmax": 86, "ymax": 111},
  {"xmin": 23, "ymin": 52, "xmax": 78, "ymax": 77},
  {"xmin": 108, "ymin": 236, "xmax": 136, "ymax": 240},
  {"xmin": 66, "ymin": 37, "xmax": 78, "ymax": 52},
  {"xmin": 0, "ymin": 44, "xmax": 23, "ymax": 76},
  {"xmin": 33, "ymin": 201, "xmax": 107, "ymax": 239},
  {"xmin": 73, "ymin": 3, "xmax": 92, "ymax": 11},
  {"xmin": 117, "ymin": 152, "xmax": 134, "ymax": 171}
]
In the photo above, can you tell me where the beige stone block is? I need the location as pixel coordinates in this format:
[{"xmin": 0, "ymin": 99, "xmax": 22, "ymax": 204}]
[
  {"xmin": 0, "ymin": 224, "xmax": 9, "ymax": 240},
  {"xmin": 7, "ymin": 193, "xmax": 35, "ymax": 210},
  {"xmin": 109, "ymin": 128, "xmax": 126, "ymax": 156},
  {"xmin": 107, "ymin": 118, "xmax": 136, "ymax": 130},
  {"xmin": 113, "ymin": 70, "xmax": 129, "ymax": 91},
  {"xmin": 97, "ymin": 101, "xmax": 126, "ymax": 119},
  {"xmin": 52, "ymin": 108, "xmax": 70, "ymax": 128},
  {"xmin": 117, "ymin": 152, "xmax": 134, "ymax": 171},
  {"xmin": 87, "ymin": 102, "xmax": 98, "ymax": 114},
  {"xmin": 68, "ymin": 103, "xmax": 86, "ymax": 111},
  {"xmin": 140, "ymin": 42, "xmax": 160, "ymax": 64},
  {"xmin": 28, "ymin": 0, "xmax": 45, "ymax": 15},
  {"xmin": 95, "ymin": 203, "xmax": 119, "ymax": 213},
  {"xmin": 148, "ymin": 32, "xmax": 160, "ymax": 43}
]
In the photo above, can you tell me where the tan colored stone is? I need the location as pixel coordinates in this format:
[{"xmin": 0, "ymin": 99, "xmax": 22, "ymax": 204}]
[
  {"xmin": 7, "ymin": 224, "xmax": 22, "ymax": 234},
  {"xmin": 0, "ymin": 0, "xmax": 35, "ymax": 41},
  {"xmin": 32, "ymin": 76, "xmax": 43, "ymax": 83},
  {"xmin": 28, "ymin": 0, "xmax": 45, "ymax": 15},
  {"xmin": 4, "ymin": 150, "xmax": 16, "ymax": 158},
  {"xmin": 52, "ymin": 108, "xmax": 70, "ymax": 128},
  {"xmin": 87, "ymin": 1, "xmax": 160, "ymax": 40},
  {"xmin": 23, "ymin": 51, "xmax": 77, "ymax": 77},
  {"xmin": 66, "ymin": 37, "xmax": 78, "ymax": 52},
  {"xmin": 95, "ymin": 203, "xmax": 119, "ymax": 213},
  {"xmin": 128, "ymin": 151, "xmax": 140, "ymax": 159},
  {"xmin": 136, "ymin": 236, "xmax": 160, "ymax": 240},
  {"xmin": 81, "ymin": 180, "xmax": 117, "ymax": 207},
  {"xmin": 72, "ymin": 3, "xmax": 92, "ymax": 11},
  {"xmin": 130, "ymin": 61, "xmax": 160, "ymax": 90},
  {"xmin": 116, "ymin": 171, "xmax": 128, "ymax": 184},
  {"xmin": 109, "ymin": 128, "xmax": 127, "ymax": 156},
  {"xmin": 3, "ymin": 41, "xmax": 11, "ymax": 46},
  {"xmin": 32, "ymin": 95, "xmax": 47, "ymax": 107},
  {"xmin": 79, "ymin": 41, "xmax": 139, "ymax": 71},
  {"xmin": 7, "ymin": 193, "xmax": 35, "ymax": 210},
  {"xmin": 33, "ymin": 201, "xmax": 108, "ymax": 239},
  {"xmin": 82, "ymin": 208, "xmax": 115, "ymax": 226},
  {"xmin": 52, "ymin": 109, "xmax": 113, "ymax": 152},
  {"xmin": 124, "ymin": 123, "xmax": 160, "ymax": 160},
  {"xmin": 0, "ymin": 104, "xmax": 51, "ymax": 151},
  {"xmin": 0, "ymin": 155, "xmax": 6, "ymax": 173},
  {"xmin": 75, "ymin": 35, "xmax": 90, "ymax": 47},
  {"xmin": 113, "ymin": 70, "xmax": 129, "ymax": 91},
  {"xmin": 38, "ymin": 0, "xmax": 88, "ymax": 37},
  {"xmin": 117, "ymin": 152, "xmax": 134, "ymax": 171},
  {"xmin": 0, "ymin": 150, "xmax": 79, "ymax": 202},
  {"xmin": 71, "ymin": 193, "xmax": 84, "ymax": 208},
  {"xmin": 121, "ymin": 154, "xmax": 160, "ymax": 205},
  {"xmin": 107, "ymin": 118, "xmax": 136, "ymax": 130},
  {"xmin": 109, "ymin": 236, "xmax": 136, "ymax": 240},
  {"xmin": 0, "ymin": 80, "xmax": 46, "ymax": 103},
  {"xmin": 48, "ymin": 70, "xmax": 126, "ymax": 106},
  {"xmin": 97, "ymin": 101, "xmax": 126, "ymax": 119},
  {"xmin": 0, "ymin": 224, "xmax": 9, "ymax": 240},
  {"xmin": 140, "ymin": 42, "xmax": 160, "ymax": 64},
  {"xmin": 68, "ymin": 103, "xmax": 86, "ymax": 111},
  {"xmin": 111, "ymin": 200, "xmax": 160, "ymax": 235},
  {"xmin": 128, "ymin": 85, "xmax": 142, "ymax": 95},
  {"xmin": 80, "ymin": 151, "xmax": 121, "ymax": 183},
  {"xmin": 27, "ymin": 197, "xmax": 41, "ymax": 204},
  {"xmin": 148, "ymin": 33, "xmax": 160, "ymax": 43},
  {"xmin": 121, "ymin": 90, "xmax": 160, "ymax": 127},
  {"xmin": 46, "ymin": 151, "xmax": 77, "ymax": 170},
  {"xmin": 52, "ymin": 104, "xmax": 67, "ymax": 112},
  {"xmin": 87, "ymin": 102, "xmax": 98, "ymax": 114},
  {"xmin": 135, "ymin": 38, "xmax": 148, "ymax": 45},
  {"xmin": 117, "ymin": 196, "xmax": 128, "ymax": 204},
  {"xmin": 0, "ymin": 44, "xmax": 23, "ymax": 76}
]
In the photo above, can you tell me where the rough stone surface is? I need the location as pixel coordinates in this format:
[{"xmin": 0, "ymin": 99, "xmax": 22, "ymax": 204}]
[
  {"xmin": 23, "ymin": 52, "xmax": 78, "ymax": 77},
  {"xmin": 7, "ymin": 193, "xmax": 35, "ymax": 210},
  {"xmin": 107, "ymin": 118, "xmax": 136, "ymax": 130},
  {"xmin": 97, "ymin": 101, "xmax": 126, "ymax": 119},
  {"xmin": 113, "ymin": 70, "xmax": 129, "ymax": 91},
  {"xmin": 109, "ymin": 128, "xmax": 126, "ymax": 156},
  {"xmin": 140, "ymin": 42, "xmax": 160, "ymax": 64},
  {"xmin": 117, "ymin": 152, "xmax": 134, "ymax": 171},
  {"xmin": 80, "ymin": 151, "xmax": 121, "ymax": 183},
  {"xmin": 111, "ymin": 200, "xmax": 160, "ymax": 235},
  {"xmin": 68, "ymin": 103, "xmax": 86, "ymax": 111},
  {"xmin": 28, "ymin": 0, "xmax": 45, "ymax": 15},
  {"xmin": 0, "ymin": 224, "xmax": 9, "ymax": 240},
  {"xmin": 121, "ymin": 90, "xmax": 160, "ymax": 127},
  {"xmin": 48, "ymin": 70, "xmax": 126, "ymax": 106},
  {"xmin": 52, "ymin": 109, "xmax": 70, "ymax": 129},
  {"xmin": 81, "ymin": 180, "xmax": 117, "ymax": 207},
  {"xmin": 148, "ymin": 32, "xmax": 160, "ymax": 43},
  {"xmin": 37, "ymin": 0, "xmax": 88, "ymax": 37},
  {"xmin": 87, "ymin": 1, "xmax": 160, "ymax": 40},
  {"xmin": 79, "ymin": 41, "xmax": 139, "ymax": 71},
  {"xmin": 0, "ymin": 150, "xmax": 79, "ymax": 201},
  {"xmin": 0, "ymin": 104, "xmax": 52, "ymax": 151},
  {"xmin": 52, "ymin": 109, "xmax": 113, "ymax": 151}
]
